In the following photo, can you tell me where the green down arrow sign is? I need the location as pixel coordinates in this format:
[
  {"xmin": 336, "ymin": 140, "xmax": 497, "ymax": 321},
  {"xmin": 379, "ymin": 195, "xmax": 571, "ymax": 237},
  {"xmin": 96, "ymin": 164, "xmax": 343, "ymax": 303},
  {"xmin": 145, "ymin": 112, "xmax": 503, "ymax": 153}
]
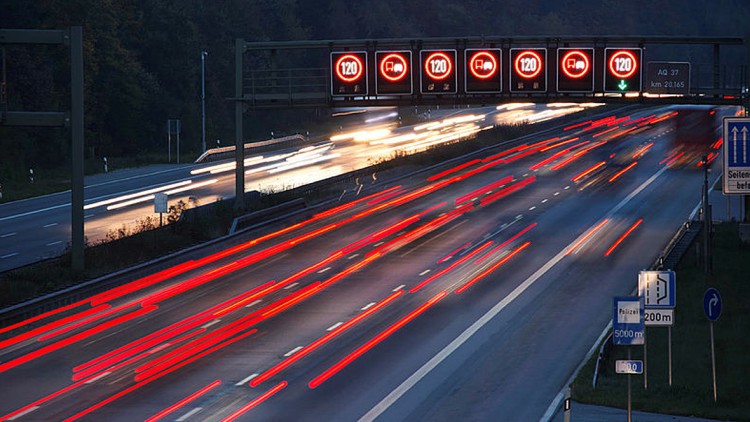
[{"xmin": 618, "ymin": 79, "xmax": 628, "ymax": 91}]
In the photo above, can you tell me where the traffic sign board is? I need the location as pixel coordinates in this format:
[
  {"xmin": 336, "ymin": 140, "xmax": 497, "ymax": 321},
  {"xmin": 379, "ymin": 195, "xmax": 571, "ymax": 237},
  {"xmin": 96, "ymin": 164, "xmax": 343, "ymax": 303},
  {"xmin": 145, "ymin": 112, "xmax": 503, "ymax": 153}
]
[
  {"xmin": 557, "ymin": 48, "xmax": 594, "ymax": 92},
  {"xmin": 723, "ymin": 117, "xmax": 750, "ymax": 194},
  {"xmin": 510, "ymin": 48, "xmax": 547, "ymax": 92},
  {"xmin": 420, "ymin": 50, "xmax": 457, "ymax": 94},
  {"xmin": 638, "ymin": 270, "xmax": 676, "ymax": 308},
  {"xmin": 616, "ymin": 360, "xmax": 643, "ymax": 374},
  {"xmin": 330, "ymin": 52, "xmax": 368, "ymax": 96},
  {"xmin": 613, "ymin": 297, "xmax": 644, "ymax": 345},
  {"xmin": 703, "ymin": 288, "xmax": 722, "ymax": 321},
  {"xmin": 465, "ymin": 48, "xmax": 502, "ymax": 93},
  {"xmin": 604, "ymin": 48, "xmax": 642, "ymax": 92},
  {"xmin": 376, "ymin": 51, "xmax": 412, "ymax": 95},
  {"xmin": 644, "ymin": 309, "xmax": 674, "ymax": 326},
  {"xmin": 646, "ymin": 62, "xmax": 690, "ymax": 95}
]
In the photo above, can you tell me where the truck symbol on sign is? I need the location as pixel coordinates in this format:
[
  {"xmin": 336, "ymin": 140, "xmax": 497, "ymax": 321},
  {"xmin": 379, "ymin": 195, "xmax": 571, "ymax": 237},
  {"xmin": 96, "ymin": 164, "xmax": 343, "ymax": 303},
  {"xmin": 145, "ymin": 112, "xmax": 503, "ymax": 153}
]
[{"xmin": 566, "ymin": 59, "xmax": 585, "ymax": 70}]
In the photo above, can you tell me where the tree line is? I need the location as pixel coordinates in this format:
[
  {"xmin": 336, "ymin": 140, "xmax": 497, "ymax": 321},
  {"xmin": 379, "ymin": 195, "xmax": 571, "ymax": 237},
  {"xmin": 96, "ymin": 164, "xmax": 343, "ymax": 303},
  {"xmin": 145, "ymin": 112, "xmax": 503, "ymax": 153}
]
[{"xmin": 0, "ymin": 0, "xmax": 747, "ymax": 180}]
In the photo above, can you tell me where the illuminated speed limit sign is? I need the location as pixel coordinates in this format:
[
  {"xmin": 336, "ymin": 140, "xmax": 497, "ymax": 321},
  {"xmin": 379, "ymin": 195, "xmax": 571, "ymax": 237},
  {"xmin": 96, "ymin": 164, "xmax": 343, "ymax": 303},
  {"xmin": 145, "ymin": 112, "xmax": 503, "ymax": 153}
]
[
  {"xmin": 604, "ymin": 48, "xmax": 642, "ymax": 92},
  {"xmin": 330, "ymin": 51, "xmax": 368, "ymax": 96},
  {"xmin": 420, "ymin": 50, "xmax": 457, "ymax": 94},
  {"xmin": 510, "ymin": 48, "xmax": 547, "ymax": 92}
]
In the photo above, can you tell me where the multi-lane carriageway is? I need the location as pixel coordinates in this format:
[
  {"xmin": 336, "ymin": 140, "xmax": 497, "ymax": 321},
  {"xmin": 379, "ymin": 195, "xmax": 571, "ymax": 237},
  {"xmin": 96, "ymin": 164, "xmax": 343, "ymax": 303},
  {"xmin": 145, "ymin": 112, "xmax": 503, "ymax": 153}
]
[{"xmin": 0, "ymin": 107, "xmax": 732, "ymax": 421}]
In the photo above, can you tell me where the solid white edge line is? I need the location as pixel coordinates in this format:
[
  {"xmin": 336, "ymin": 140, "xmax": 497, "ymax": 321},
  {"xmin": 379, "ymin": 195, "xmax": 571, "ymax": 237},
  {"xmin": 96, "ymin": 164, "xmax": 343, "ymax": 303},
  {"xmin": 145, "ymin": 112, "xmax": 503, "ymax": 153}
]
[
  {"xmin": 236, "ymin": 373, "xmax": 259, "ymax": 386},
  {"xmin": 358, "ymin": 166, "xmax": 667, "ymax": 422},
  {"xmin": 539, "ymin": 321, "xmax": 613, "ymax": 422},
  {"xmin": 176, "ymin": 407, "xmax": 203, "ymax": 421}
]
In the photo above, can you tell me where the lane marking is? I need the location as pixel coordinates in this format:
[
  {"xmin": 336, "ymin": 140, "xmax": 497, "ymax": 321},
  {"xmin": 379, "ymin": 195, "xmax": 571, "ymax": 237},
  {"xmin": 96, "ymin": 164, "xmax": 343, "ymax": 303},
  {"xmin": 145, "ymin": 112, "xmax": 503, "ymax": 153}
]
[
  {"xmin": 541, "ymin": 199, "xmax": 548, "ymax": 203},
  {"xmin": 564, "ymin": 185, "xmax": 570, "ymax": 190},
  {"xmin": 361, "ymin": 302, "xmax": 376, "ymax": 311},
  {"xmin": 0, "ymin": 204, "xmax": 68, "ymax": 222},
  {"xmin": 317, "ymin": 267, "xmax": 331, "ymax": 274},
  {"xmin": 0, "ymin": 232, "xmax": 16, "ymax": 238},
  {"xmin": 284, "ymin": 346, "xmax": 303, "ymax": 357},
  {"xmin": 84, "ymin": 371, "xmax": 111, "ymax": 384},
  {"xmin": 46, "ymin": 241, "xmax": 63, "ymax": 247},
  {"xmin": 236, "ymin": 373, "xmax": 259, "ymax": 386},
  {"xmin": 176, "ymin": 407, "xmax": 203, "ymax": 421},
  {"xmin": 245, "ymin": 299, "xmax": 262, "ymax": 308},
  {"xmin": 84, "ymin": 214, "xmax": 95, "ymax": 219},
  {"xmin": 348, "ymin": 254, "xmax": 360, "ymax": 260},
  {"xmin": 7, "ymin": 406, "xmax": 39, "ymax": 420},
  {"xmin": 200, "ymin": 320, "xmax": 221, "ymax": 329},
  {"xmin": 374, "ymin": 241, "xmax": 385, "ymax": 247},
  {"xmin": 419, "ymin": 269, "xmax": 431, "ymax": 276},
  {"xmin": 393, "ymin": 284, "xmax": 406, "ymax": 292},
  {"xmin": 43, "ymin": 223, "xmax": 58, "ymax": 228},
  {"xmin": 327, "ymin": 322, "xmax": 344, "ymax": 331},
  {"xmin": 1, "ymin": 253, "xmax": 19, "ymax": 259},
  {"xmin": 359, "ymin": 166, "xmax": 668, "ymax": 422},
  {"xmin": 554, "ymin": 192, "xmax": 560, "ymax": 196},
  {"xmin": 529, "ymin": 206, "xmax": 536, "ymax": 211},
  {"xmin": 284, "ymin": 282, "xmax": 299, "ymax": 290}
]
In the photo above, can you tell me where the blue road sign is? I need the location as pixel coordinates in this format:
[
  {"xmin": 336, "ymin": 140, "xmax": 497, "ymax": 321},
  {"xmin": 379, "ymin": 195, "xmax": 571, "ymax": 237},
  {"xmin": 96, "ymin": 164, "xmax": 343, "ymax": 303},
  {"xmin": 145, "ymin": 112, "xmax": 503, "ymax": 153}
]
[
  {"xmin": 638, "ymin": 270, "xmax": 676, "ymax": 308},
  {"xmin": 727, "ymin": 120, "xmax": 750, "ymax": 167},
  {"xmin": 723, "ymin": 117, "xmax": 750, "ymax": 194},
  {"xmin": 613, "ymin": 297, "xmax": 644, "ymax": 345},
  {"xmin": 703, "ymin": 288, "xmax": 722, "ymax": 321}
]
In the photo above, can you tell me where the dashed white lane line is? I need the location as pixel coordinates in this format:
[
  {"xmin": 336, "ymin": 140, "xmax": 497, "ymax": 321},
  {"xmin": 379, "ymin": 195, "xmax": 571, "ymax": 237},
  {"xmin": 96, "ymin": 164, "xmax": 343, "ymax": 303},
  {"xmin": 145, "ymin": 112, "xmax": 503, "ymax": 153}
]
[
  {"xmin": 200, "ymin": 320, "xmax": 221, "ymax": 329},
  {"xmin": 176, "ymin": 407, "xmax": 203, "ymax": 421},
  {"xmin": 564, "ymin": 185, "xmax": 571, "ymax": 190},
  {"xmin": 46, "ymin": 241, "xmax": 63, "ymax": 247},
  {"xmin": 43, "ymin": 223, "xmax": 58, "ymax": 228},
  {"xmin": 554, "ymin": 192, "xmax": 560, "ymax": 196},
  {"xmin": 0, "ymin": 232, "xmax": 16, "ymax": 238},
  {"xmin": 284, "ymin": 282, "xmax": 299, "ymax": 290},
  {"xmin": 84, "ymin": 371, "xmax": 111, "ymax": 384},
  {"xmin": 284, "ymin": 346, "xmax": 303, "ymax": 357},
  {"xmin": 1, "ymin": 252, "xmax": 19, "ymax": 259},
  {"xmin": 361, "ymin": 302, "xmax": 376, "ymax": 311},
  {"xmin": 348, "ymin": 254, "xmax": 360, "ymax": 260},
  {"xmin": 327, "ymin": 322, "xmax": 344, "ymax": 331},
  {"xmin": 541, "ymin": 199, "xmax": 548, "ymax": 203},
  {"xmin": 374, "ymin": 241, "xmax": 385, "ymax": 247},
  {"xmin": 317, "ymin": 266, "xmax": 331, "ymax": 274},
  {"xmin": 392, "ymin": 284, "xmax": 406, "ymax": 292},
  {"xmin": 419, "ymin": 269, "xmax": 431, "ymax": 276},
  {"xmin": 7, "ymin": 406, "xmax": 40, "ymax": 420},
  {"xmin": 84, "ymin": 213, "xmax": 95, "ymax": 219},
  {"xmin": 236, "ymin": 373, "xmax": 258, "ymax": 386},
  {"xmin": 245, "ymin": 299, "xmax": 262, "ymax": 308},
  {"xmin": 529, "ymin": 206, "xmax": 536, "ymax": 211}
]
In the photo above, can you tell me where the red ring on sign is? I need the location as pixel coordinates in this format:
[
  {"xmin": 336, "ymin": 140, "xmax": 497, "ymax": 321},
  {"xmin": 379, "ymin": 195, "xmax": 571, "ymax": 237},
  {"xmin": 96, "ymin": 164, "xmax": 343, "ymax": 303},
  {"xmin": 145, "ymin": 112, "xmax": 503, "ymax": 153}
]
[
  {"xmin": 514, "ymin": 50, "xmax": 543, "ymax": 79},
  {"xmin": 424, "ymin": 52, "xmax": 453, "ymax": 81},
  {"xmin": 608, "ymin": 50, "xmax": 638, "ymax": 78},
  {"xmin": 468, "ymin": 51, "xmax": 498, "ymax": 80},
  {"xmin": 379, "ymin": 53, "xmax": 409, "ymax": 82},
  {"xmin": 560, "ymin": 50, "xmax": 590, "ymax": 79},
  {"xmin": 335, "ymin": 54, "xmax": 364, "ymax": 83}
]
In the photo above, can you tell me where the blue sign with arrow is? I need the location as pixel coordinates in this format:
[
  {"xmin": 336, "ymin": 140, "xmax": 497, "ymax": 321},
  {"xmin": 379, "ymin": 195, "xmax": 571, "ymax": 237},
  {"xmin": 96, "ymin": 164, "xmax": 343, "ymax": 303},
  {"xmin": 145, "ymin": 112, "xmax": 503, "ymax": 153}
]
[
  {"xmin": 703, "ymin": 288, "xmax": 722, "ymax": 322},
  {"xmin": 723, "ymin": 117, "xmax": 750, "ymax": 194}
]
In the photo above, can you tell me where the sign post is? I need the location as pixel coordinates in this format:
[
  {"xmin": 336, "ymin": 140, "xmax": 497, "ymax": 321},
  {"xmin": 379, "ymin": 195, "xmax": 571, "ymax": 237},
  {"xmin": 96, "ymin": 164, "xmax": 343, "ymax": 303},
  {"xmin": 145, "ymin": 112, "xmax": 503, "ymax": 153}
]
[
  {"xmin": 613, "ymin": 296, "xmax": 644, "ymax": 422},
  {"xmin": 703, "ymin": 287, "xmax": 722, "ymax": 402},
  {"xmin": 639, "ymin": 270, "xmax": 676, "ymax": 387},
  {"xmin": 154, "ymin": 192, "xmax": 168, "ymax": 226}
]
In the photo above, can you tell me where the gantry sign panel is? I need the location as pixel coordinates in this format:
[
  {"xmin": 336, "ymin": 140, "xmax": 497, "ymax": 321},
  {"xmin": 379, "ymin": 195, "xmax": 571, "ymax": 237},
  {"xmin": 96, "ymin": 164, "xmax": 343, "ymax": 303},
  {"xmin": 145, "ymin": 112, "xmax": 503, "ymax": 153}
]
[{"xmin": 329, "ymin": 46, "xmax": 648, "ymax": 98}]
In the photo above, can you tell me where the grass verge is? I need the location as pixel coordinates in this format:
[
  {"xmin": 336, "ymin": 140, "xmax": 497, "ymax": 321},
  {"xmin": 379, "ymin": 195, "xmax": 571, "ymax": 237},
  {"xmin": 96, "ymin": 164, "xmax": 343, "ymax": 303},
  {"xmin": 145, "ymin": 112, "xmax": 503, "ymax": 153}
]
[{"xmin": 570, "ymin": 223, "xmax": 750, "ymax": 421}]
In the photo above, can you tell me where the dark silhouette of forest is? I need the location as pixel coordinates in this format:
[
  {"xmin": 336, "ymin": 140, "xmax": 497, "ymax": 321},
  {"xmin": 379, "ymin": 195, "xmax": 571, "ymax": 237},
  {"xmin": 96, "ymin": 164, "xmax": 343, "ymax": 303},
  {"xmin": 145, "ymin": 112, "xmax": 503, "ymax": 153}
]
[{"xmin": 1, "ymin": 0, "xmax": 748, "ymax": 178}]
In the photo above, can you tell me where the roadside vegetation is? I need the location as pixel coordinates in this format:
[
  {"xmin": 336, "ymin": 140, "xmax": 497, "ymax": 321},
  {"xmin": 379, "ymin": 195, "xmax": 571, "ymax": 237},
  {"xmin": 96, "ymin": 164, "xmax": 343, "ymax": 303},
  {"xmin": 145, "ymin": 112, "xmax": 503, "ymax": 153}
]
[{"xmin": 570, "ymin": 223, "xmax": 750, "ymax": 421}]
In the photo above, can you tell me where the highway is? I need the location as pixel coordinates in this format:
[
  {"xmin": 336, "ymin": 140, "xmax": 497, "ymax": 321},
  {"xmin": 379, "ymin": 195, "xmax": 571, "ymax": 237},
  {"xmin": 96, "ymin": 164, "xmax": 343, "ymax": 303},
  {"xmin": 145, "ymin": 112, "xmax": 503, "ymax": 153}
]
[
  {"xmin": 0, "ymin": 103, "xmax": 591, "ymax": 272},
  {"xmin": 0, "ymin": 106, "xmax": 733, "ymax": 421}
]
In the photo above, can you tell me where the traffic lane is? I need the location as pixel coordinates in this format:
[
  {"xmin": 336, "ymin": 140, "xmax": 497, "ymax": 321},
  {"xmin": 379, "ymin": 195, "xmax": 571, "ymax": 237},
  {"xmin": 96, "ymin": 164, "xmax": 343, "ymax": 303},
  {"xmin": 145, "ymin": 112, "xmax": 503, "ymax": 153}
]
[
  {"xmin": 0, "ymin": 112, "xmax": 676, "ymax": 418},
  {"xmin": 413, "ymin": 167, "xmax": 706, "ymax": 422},
  {"xmin": 252, "ymin": 157, "xmax": 703, "ymax": 421}
]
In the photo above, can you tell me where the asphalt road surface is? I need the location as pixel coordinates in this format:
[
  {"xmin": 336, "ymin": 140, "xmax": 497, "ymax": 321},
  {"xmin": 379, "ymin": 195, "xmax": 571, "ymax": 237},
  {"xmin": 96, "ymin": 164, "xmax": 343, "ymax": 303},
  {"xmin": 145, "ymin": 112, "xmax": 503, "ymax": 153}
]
[{"xmin": 0, "ymin": 106, "xmax": 731, "ymax": 421}]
